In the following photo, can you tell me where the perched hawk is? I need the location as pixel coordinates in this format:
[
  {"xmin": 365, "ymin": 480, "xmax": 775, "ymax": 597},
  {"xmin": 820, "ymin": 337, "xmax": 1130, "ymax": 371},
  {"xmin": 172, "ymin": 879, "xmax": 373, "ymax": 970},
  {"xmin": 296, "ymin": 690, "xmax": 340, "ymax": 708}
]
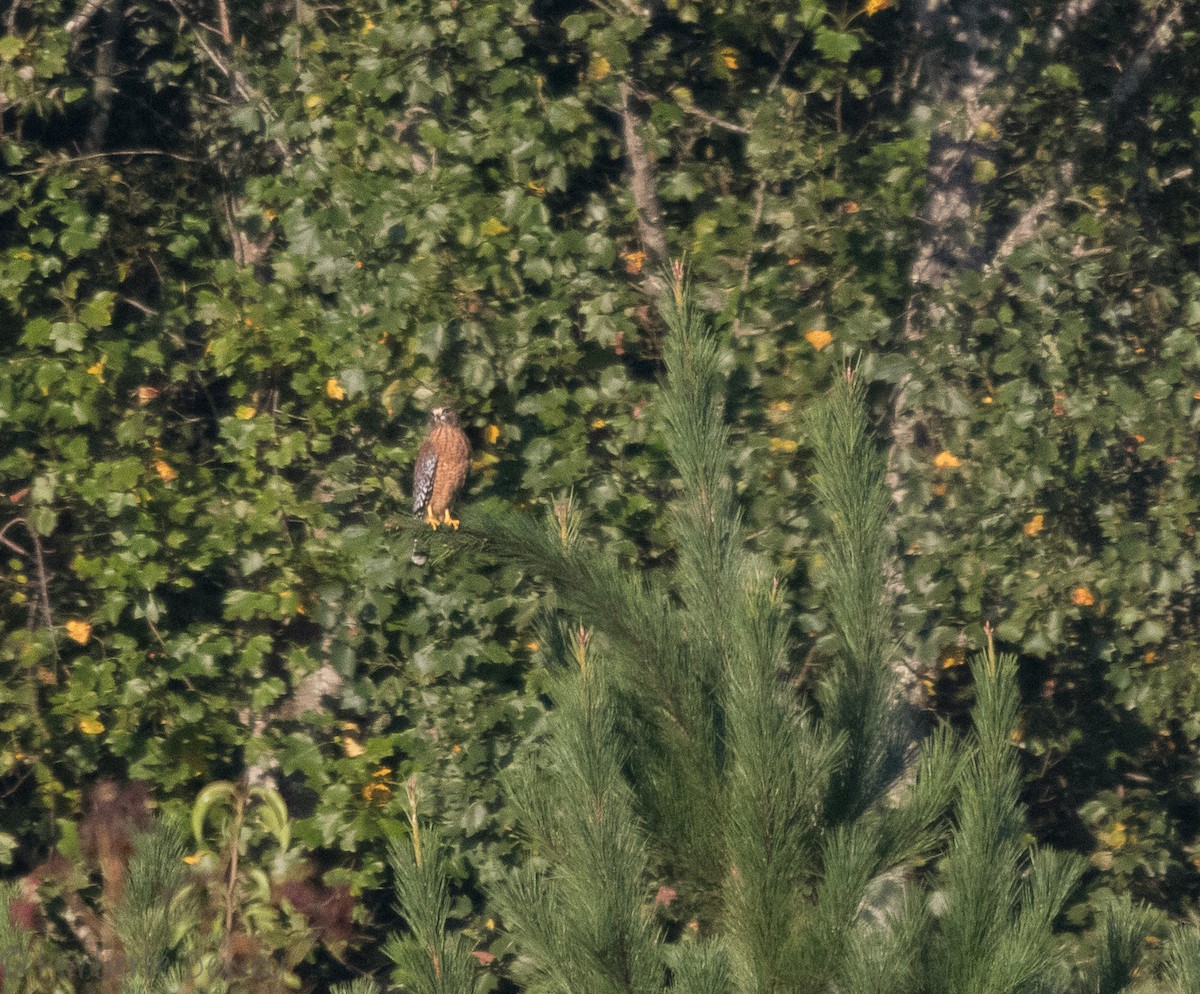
[{"xmin": 412, "ymin": 405, "xmax": 470, "ymax": 530}]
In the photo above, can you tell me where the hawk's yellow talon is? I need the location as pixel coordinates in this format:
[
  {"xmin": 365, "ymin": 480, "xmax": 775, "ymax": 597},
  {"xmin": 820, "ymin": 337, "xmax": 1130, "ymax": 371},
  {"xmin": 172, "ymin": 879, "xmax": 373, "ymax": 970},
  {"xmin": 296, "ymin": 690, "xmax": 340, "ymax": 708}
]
[
  {"xmin": 442, "ymin": 509, "xmax": 460, "ymax": 530},
  {"xmin": 425, "ymin": 506, "xmax": 440, "ymax": 530}
]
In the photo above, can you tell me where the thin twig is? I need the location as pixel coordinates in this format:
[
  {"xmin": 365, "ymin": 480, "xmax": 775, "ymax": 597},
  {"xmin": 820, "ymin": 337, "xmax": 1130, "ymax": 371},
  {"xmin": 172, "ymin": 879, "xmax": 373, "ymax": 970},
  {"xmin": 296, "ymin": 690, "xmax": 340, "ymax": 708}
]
[
  {"xmin": 767, "ymin": 38, "xmax": 800, "ymax": 95},
  {"xmin": 3, "ymin": 516, "xmax": 60, "ymax": 657},
  {"xmin": 7, "ymin": 148, "xmax": 202, "ymax": 177},
  {"xmin": 0, "ymin": 518, "xmax": 30, "ymax": 556},
  {"xmin": 121, "ymin": 296, "xmax": 159, "ymax": 316},
  {"xmin": 28, "ymin": 526, "xmax": 59, "ymax": 660},
  {"xmin": 626, "ymin": 82, "xmax": 750, "ymax": 134}
]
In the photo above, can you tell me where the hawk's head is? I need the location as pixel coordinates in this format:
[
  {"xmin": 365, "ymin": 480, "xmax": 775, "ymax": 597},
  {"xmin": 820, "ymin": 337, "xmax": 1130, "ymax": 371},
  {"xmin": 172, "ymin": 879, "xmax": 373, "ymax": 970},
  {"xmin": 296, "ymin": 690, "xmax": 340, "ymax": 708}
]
[{"xmin": 430, "ymin": 405, "xmax": 459, "ymax": 426}]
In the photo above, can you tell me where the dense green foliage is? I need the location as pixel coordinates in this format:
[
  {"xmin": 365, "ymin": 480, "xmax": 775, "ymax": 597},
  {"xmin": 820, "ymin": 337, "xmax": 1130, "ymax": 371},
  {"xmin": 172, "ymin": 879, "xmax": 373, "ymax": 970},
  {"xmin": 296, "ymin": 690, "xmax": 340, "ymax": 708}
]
[{"xmin": 3, "ymin": 0, "xmax": 1200, "ymax": 986}]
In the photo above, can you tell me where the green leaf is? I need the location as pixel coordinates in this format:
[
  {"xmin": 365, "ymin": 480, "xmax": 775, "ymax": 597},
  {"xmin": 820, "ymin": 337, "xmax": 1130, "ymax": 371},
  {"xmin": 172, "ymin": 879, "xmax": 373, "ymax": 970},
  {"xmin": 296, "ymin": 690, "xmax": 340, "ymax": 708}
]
[{"xmin": 814, "ymin": 26, "xmax": 861, "ymax": 62}]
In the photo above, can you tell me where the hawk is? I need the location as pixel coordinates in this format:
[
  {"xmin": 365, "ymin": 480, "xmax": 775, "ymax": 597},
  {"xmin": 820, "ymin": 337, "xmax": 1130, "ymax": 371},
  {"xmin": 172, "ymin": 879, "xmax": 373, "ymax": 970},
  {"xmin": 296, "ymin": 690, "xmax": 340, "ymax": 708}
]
[{"xmin": 412, "ymin": 405, "xmax": 470, "ymax": 530}]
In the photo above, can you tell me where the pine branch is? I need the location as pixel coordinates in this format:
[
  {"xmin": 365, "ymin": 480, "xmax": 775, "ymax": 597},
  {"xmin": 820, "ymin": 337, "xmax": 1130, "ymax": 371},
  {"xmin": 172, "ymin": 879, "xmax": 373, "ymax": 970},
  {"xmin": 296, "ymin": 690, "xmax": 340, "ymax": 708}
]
[
  {"xmin": 385, "ymin": 802, "xmax": 483, "ymax": 994},
  {"xmin": 494, "ymin": 634, "xmax": 662, "ymax": 994},
  {"xmin": 112, "ymin": 821, "xmax": 192, "ymax": 985},
  {"xmin": 929, "ymin": 641, "xmax": 1084, "ymax": 993},
  {"xmin": 1164, "ymin": 924, "xmax": 1200, "ymax": 993},
  {"xmin": 808, "ymin": 370, "xmax": 907, "ymax": 823}
]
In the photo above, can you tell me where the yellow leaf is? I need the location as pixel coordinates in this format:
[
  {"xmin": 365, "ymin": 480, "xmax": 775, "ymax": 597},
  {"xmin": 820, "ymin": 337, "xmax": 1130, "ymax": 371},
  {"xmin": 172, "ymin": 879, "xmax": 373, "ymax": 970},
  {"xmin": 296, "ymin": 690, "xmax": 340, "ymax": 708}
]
[
  {"xmin": 769, "ymin": 437, "xmax": 799, "ymax": 454},
  {"xmin": 326, "ymin": 377, "xmax": 346, "ymax": 400},
  {"xmin": 66, "ymin": 619, "xmax": 92, "ymax": 644},
  {"xmin": 769, "ymin": 400, "xmax": 791, "ymax": 412},
  {"xmin": 480, "ymin": 217, "xmax": 510, "ymax": 237},
  {"xmin": 719, "ymin": 47, "xmax": 738, "ymax": 70},
  {"xmin": 484, "ymin": 423, "xmax": 501, "ymax": 444},
  {"xmin": 1023, "ymin": 513, "xmax": 1045, "ymax": 536},
  {"xmin": 381, "ymin": 379, "xmax": 401, "ymax": 417},
  {"xmin": 87, "ymin": 356, "xmax": 106, "ymax": 380},
  {"xmin": 79, "ymin": 717, "xmax": 105, "ymax": 735},
  {"xmin": 135, "ymin": 386, "xmax": 160, "ymax": 404},
  {"xmin": 304, "ymin": 93, "xmax": 323, "ymax": 110},
  {"xmin": 154, "ymin": 459, "xmax": 177, "ymax": 482},
  {"xmin": 591, "ymin": 419, "xmax": 606, "ymax": 429},
  {"xmin": 804, "ymin": 329, "xmax": 833, "ymax": 350},
  {"xmin": 933, "ymin": 450, "xmax": 961, "ymax": 469},
  {"xmin": 362, "ymin": 16, "xmax": 375, "ymax": 33},
  {"xmin": 183, "ymin": 852, "xmax": 205, "ymax": 865},
  {"xmin": 865, "ymin": 0, "xmax": 891, "ymax": 14},
  {"xmin": 342, "ymin": 737, "xmax": 365, "ymax": 757},
  {"xmin": 235, "ymin": 405, "xmax": 257, "ymax": 420},
  {"xmin": 1071, "ymin": 586, "xmax": 1095, "ymax": 607},
  {"xmin": 588, "ymin": 54, "xmax": 611, "ymax": 81}
]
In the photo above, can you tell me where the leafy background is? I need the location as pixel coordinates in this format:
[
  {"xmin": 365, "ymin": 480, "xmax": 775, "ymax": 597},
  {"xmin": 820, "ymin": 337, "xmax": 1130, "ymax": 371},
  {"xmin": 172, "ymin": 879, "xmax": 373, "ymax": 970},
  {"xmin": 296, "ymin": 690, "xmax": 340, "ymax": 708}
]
[{"xmin": 2, "ymin": 0, "xmax": 1200, "ymax": 985}]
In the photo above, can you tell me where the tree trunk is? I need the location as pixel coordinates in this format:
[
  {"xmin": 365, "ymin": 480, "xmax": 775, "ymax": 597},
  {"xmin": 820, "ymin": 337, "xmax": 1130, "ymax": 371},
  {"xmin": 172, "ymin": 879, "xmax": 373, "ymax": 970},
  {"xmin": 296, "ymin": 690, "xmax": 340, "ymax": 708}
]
[{"xmin": 84, "ymin": 0, "xmax": 121, "ymax": 152}]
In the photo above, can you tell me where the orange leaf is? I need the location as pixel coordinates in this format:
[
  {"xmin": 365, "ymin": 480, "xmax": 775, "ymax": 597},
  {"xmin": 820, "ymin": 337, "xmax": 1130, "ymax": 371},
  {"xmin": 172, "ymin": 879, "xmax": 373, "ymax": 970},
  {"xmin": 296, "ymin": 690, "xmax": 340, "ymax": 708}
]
[
  {"xmin": 804, "ymin": 329, "xmax": 833, "ymax": 351},
  {"xmin": 66, "ymin": 619, "xmax": 92, "ymax": 644}
]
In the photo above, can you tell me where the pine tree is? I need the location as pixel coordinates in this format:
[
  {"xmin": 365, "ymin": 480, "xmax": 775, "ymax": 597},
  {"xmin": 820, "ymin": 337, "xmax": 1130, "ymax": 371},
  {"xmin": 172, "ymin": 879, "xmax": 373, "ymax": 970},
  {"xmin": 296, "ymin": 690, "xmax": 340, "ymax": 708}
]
[
  {"xmin": 461, "ymin": 271, "xmax": 1200, "ymax": 994},
  {"xmin": 383, "ymin": 778, "xmax": 484, "ymax": 994},
  {"xmin": 470, "ymin": 270, "xmax": 947, "ymax": 992}
]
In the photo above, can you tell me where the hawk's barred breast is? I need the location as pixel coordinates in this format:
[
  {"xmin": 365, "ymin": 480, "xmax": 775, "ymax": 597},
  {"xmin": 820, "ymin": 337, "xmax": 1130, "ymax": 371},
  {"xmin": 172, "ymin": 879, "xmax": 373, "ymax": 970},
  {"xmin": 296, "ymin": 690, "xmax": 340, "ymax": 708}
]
[{"xmin": 426, "ymin": 423, "xmax": 470, "ymax": 519}]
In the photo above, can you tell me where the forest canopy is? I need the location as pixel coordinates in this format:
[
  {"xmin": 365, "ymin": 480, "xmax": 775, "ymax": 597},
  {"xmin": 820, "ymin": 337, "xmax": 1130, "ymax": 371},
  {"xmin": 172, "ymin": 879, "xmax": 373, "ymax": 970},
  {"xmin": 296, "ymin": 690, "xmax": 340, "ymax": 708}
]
[{"xmin": 2, "ymin": 0, "xmax": 1200, "ymax": 988}]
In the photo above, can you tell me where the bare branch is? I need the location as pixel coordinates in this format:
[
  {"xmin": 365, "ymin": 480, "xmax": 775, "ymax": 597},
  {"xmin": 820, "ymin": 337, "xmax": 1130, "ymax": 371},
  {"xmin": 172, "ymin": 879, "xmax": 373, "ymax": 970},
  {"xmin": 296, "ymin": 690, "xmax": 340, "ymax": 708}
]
[
  {"xmin": 65, "ymin": 0, "xmax": 106, "ymax": 35},
  {"xmin": 7, "ymin": 148, "xmax": 203, "ymax": 177},
  {"xmin": 0, "ymin": 518, "xmax": 30, "ymax": 556},
  {"xmin": 618, "ymin": 79, "xmax": 668, "ymax": 263},
  {"xmin": 121, "ymin": 296, "xmax": 159, "ymax": 316},
  {"xmin": 1046, "ymin": 0, "xmax": 1100, "ymax": 54},
  {"xmin": 29, "ymin": 526, "xmax": 59, "ymax": 658},
  {"xmin": 3, "ymin": 516, "xmax": 59, "ymax": 656},
  {"xmin": 988, "ymin": 1, "xmax": 1182, "ymax": 268},
  {"xmin": 84, "ymin": 0, "xmax": 121, "ymax": 152},
  {"xmin": 626, "ymin": 83, "xmax": 749, "ymax": 135},
  {"xmin": 1112, "ymin": 0, "xmax": 1183, "ymax": 111},
  {"xmin": 767, "ymin": 38, "xmax": 800, "ymax": 95},
  {"xmin": 215, "ymin": 0, "xmax": 233, "ymax": 45},
  {"xmin": 988, "ymin": 163, "xmax": 1075, "ymax": 268}
]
